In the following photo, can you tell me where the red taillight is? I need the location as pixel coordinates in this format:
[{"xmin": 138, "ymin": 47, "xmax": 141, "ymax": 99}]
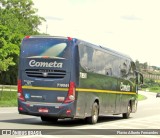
[
  {"xmin": 66, "ymin": 109, "xmax": 72, "ymax": 115},
  {"xmin": 67, "ymin": 37, "xmax": 72, "ymax": 41},
  {"xmin": 64, "ymin": 82, "xmax": 75, "ymax": 103},
  {"xmin": 18, "ymin": 80, "xmax": 22, "ymax": 92},
  {"xmin": 18, "ymin": 80, "xmax": 25, "ymax": 101},
  {"xmin": 18, "ymin": 107, "xmax": 24, "ymax": 111},
  {"xmin": 25, "ymin": 36, "xmax": 30, "ymax": 39}
]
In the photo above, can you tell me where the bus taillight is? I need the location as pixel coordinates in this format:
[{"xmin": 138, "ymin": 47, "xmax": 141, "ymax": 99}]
[
  {"xmin": 18, "ymin": 80, "xmax": 25, "ymax": 101},
  {"xmin": 25, "ymin": 36, "xmax": 30, "ymax": 39},
  {"xmin": 67, "ymin": 37, "xmax": 72, "ymax": 41},
  {"xmin": 64, "ymin": 82, "xmax": 75, "ymax": 103}
]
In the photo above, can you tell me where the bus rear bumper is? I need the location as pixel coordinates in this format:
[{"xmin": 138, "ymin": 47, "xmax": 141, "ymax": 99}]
[{"xmin": 18, "ymin": 100, "xmax": 75, "ymax": 118}]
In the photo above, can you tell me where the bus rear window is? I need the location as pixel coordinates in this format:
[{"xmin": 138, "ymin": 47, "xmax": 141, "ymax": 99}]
[{"xmin": 21, "ymin": 38, "xmax": 71, "ymax": 59}]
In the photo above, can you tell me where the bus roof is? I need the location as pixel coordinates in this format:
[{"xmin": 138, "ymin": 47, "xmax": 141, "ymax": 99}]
[
  {"xmin": 24, "ymin": 35, "xmax": 69, "ymax": 39},
  {"xmin": 99, "ymin": 45, "xmax": 132, "ymax": 60},
  {"xmin": 24, "ymin": 35, "xmax": 133, "ymax": 61}
]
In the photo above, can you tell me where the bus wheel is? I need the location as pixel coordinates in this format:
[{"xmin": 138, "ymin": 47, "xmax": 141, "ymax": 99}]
[
  {"xmin": 41, "ymin": 116, "xmax": 58, "ymax": 122},
  {"xmin": 122, "ymin": 103, "xmax": 131, "ymax": 119},
  {"xmin": 86, "ymin": 102, "xmax": 99, "ymax": 124}
]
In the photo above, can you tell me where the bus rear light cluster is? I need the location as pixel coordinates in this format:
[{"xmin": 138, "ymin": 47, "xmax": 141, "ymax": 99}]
[
  {"xmin": 17, "ymin": 80, "xmax": 25, "ymax": 101},
  {"xmin": 18, "ymin": 107, "xmax": 24, "ymax": 111},
  {"xmin": 67, "ymin": 37, "xmax": 72, "ymax": 41},
  {"xmin": 66, "ymin": 109, "xmax": 72, "ymax": 115},
  {"xmin": 25, "ymin": 36, "xmax": 30, "ymax": 39},
  {"xmin": 64, "ymin": 82, "xmax": 75, "ymax": 103}
]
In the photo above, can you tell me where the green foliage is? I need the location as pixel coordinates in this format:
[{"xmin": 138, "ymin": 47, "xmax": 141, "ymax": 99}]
[
  {"xmin": 0, "ymin": 25, "xmax": 19, "ymax": 71},
  {"xmin": 138, "ymin": 94, "xmax": 147, "ymax": 101},
  {"xmin": 0, "ymin": 0, "xmax": 45, "ymax": 35},
  {"xmin": 136, "ymin": 60, "xmax": 147, "ymax": 72},
  {"xmin": 142, "ymin": 78, "xmax": 160, "ymax": 93},
  {"xmin": 144, "ymin": 78, "xmax": 160, "ymax": 87},
  {"xmin": 0, "ymin": 91, "xmax": 17, "ymax": 107},
  {"xmin": 149, "ymin": 87, "xmax": 160, "ymax": 93},
  {"xmin": 0, "ymin": 0, "xmax": 45, "ymax": 84}
]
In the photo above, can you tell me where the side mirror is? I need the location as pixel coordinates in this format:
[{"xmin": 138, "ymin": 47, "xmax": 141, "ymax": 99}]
[
  {"xmin": 140, "ymin": 73, "xmax": 143, "ymax": 84},
  {"xmin": 135, "ymin": 71, "xmax": 143, "ymax": 85}
]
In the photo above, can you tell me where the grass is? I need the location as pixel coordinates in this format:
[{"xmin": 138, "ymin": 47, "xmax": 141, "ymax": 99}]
[
  {"xmin": 0, "ymin": 91, "xmax": 18, "ymax": 107},
  {"xmin": 149, "ymin": 87, "xmax": 160, "ymax": 93},
  {"xmin": 138, "ymin": 94, "xmax": 147, "ymax": 101}
]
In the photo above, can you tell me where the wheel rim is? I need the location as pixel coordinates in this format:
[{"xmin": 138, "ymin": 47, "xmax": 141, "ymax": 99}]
[
  {"xmin": 92, "ymin": 105, "xmax": 98, "ymax": 121},
  {"xmin": 128, "ymin": 105, "xmax": 131, "ymax": 116}
]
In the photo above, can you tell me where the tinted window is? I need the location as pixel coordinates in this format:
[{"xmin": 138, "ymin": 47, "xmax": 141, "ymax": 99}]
[
  {"xmin": 78, "ymin": 43, "xmax": 134, "ymax": 78},
  {"xmin": 21, "ymin": 38, "xmax": 71, "ymax": 59},
  {"xmin": 78, "ymin": 43, "xmax": 95, "ymax": 72},
  {"xmin": 79, "ymin": 44, "xmax": 112, "ymax": 75}
]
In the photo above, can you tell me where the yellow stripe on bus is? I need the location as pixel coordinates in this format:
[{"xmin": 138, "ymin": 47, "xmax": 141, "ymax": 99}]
[
  {"xmin": 22, "ymin": 86, "xmax": 136, "ymax": 95},
  {"xmin": 77, "ymin": 88, "xmax": 136, "ymax": 95},
  {"xmin": 22, "ymin": 86, "xmax": 68, "ymax": 91}
]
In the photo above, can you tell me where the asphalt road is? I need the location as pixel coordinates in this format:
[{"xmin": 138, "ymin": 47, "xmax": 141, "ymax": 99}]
[{"xmin": 0, "ymin": 91, "xmax": 160, "ymax": 138}]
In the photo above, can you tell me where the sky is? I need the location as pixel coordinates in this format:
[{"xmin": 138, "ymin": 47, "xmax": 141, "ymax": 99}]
[{"xmin": 33, "ymin": 0, "xmax": 160, "ymax": 67}]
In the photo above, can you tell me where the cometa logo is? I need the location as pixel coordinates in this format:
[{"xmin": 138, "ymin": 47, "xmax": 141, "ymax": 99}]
[{"xmin": 29, "ymin": 60, "xmax": 63, "ymax": 68}]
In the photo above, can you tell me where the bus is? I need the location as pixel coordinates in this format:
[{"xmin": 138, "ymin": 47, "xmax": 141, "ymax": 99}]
[{"xmin": 18, "ymin": 35, "xmax": 143, "ymax": 124}]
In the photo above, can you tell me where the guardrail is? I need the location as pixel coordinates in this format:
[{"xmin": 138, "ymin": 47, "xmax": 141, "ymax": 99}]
[
  {"xmin": 0, "ymin": 85, "xmax": 17, "ymax": 92},
  {"xmin": 143, "ymin": 74, "xmax": 160, "ymax": 80}
]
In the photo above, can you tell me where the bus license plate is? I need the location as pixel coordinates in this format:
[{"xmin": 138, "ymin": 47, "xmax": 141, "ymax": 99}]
[{"xmin": 38, "ymin": 108, "xmax": 48, "ymax": 113}]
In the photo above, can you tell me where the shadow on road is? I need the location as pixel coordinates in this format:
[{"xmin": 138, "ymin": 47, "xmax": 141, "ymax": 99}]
[{"xmin": 0, "ymin": 115, "xmax": 125, "ymax": 127}]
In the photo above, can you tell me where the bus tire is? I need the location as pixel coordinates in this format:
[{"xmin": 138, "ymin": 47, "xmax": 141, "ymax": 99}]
[
  {"xmin": 122, "ymin": 102, "xmax": 131, "ymax": 119},
  {"xmin": 86, "ymin": 102, "xmax": 99, "ymax": 124},
  {"xmin": 41, "ymin": 116, "xmax": 58, "ymax": 122}
]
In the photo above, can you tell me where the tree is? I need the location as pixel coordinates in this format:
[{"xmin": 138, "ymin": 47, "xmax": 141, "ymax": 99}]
[
  {"xmin": 135, "ymin": 60, "xmax": 140, "ymax": 71},
  {"xmin": 0, "ymin": 0, "xmax": 45, "ymax": 84},
  {"xmin": 143, "ymin": 62, "xmax": 148, "ymax": 70},
  {"xmin": 0, "ymin": 0, "xmax": 45, "ymax": 35},
  {"xmin": 0, "ymin": 25, "xmax": 19, "ymax": 71}
]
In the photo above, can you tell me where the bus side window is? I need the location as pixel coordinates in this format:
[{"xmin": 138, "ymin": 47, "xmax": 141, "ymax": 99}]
[
  {"xmin": 119, "ymin": 60, "xmax": 130, "ymax": 78},
  {"xmin": 94, "ymin": 50, "xmax": 106, "ymax": 75},
  {"xmin": 86, "ymin": 45, "xmax": 95, "ymax": 72},
  {"xmin": 111, "ymin": 56, "xmax": 119, "ymax": 77},
  {"xmin": 105, "ymin": 68, "xmax": 112, "ymax": 76},
  {"xmin": 104, "ymin": 52, "xmax": 113, "ymax": 76},
  {"xmin": 78, "ymin": 43, "xmax": 88, "ymax": 70},
  {"xmin": 78, "ymin": 43, "xmax": 95, "ymax": 72}
]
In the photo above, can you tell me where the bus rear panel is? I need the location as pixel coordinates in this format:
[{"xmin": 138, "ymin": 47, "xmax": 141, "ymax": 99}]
[{"xmin": 18, "ymin": 36, "xmax": 77, "ymax": 119}]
